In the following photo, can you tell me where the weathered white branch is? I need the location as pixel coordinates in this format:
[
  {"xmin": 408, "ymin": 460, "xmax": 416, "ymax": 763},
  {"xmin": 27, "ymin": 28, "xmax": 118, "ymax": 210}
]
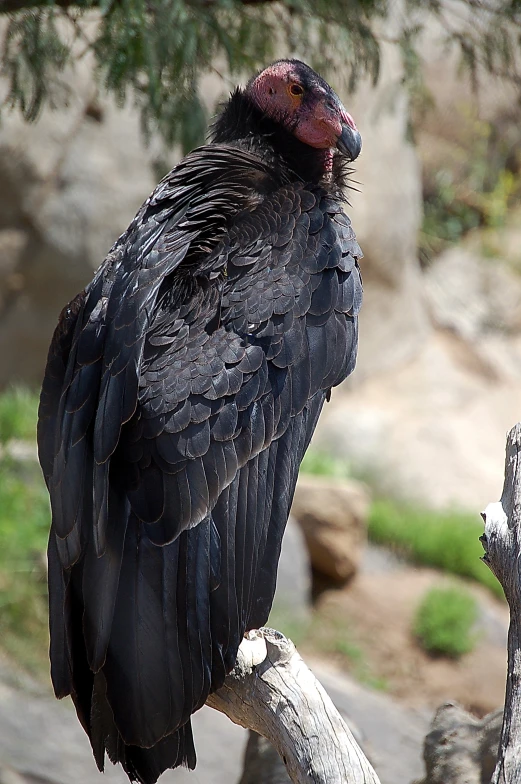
[
  {"xmin": 481, "ymin": 423, "xmax": 521, "ymax": 784},
  {"xmin": 207, "ymin": 627, "xmax": 381, "ymax": 784}
]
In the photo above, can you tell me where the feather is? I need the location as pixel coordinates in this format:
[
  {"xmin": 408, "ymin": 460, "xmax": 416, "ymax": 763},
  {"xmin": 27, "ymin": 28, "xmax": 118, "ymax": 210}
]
[{"xmin": 47, "ymin": 531, "xmax": 72, "ymax": 698}]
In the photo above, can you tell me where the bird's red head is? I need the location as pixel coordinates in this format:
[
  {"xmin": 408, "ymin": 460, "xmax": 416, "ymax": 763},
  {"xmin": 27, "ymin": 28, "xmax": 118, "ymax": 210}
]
[{"xmin": 246, "ymin": 59, "xmax": 362, "ymax": 162}]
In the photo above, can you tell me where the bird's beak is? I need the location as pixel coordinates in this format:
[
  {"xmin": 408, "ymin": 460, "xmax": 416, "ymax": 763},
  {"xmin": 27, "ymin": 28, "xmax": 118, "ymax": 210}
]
[{"xmin": 336, "ymin": 123, "xmax": 362, "ymax": 162}]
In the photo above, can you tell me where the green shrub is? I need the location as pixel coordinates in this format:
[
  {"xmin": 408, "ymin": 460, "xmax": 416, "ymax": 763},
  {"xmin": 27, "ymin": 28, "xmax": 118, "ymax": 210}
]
[
  {"xmin": 414, "ymin": 585, "xmax": 478, "ymax": 658},
  {"xmin": 0, "ymin": 387, "xmax": 39, "ymax": 444},
  {"xmin": 369, "ymin": 499, "xmax": 502, "ymax": 599}
]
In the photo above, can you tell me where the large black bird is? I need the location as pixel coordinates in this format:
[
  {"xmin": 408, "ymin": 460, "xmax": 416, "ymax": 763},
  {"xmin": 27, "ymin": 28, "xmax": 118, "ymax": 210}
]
[{"xmin": 38, "ymin": 60, "xmax": 363, "ymax": 783}]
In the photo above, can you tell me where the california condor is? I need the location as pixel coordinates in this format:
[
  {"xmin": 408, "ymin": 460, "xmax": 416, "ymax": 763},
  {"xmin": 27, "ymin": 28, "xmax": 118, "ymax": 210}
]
[{"xmin": 38, "ymin": 59, "xmax": 363, "ymax": 783}]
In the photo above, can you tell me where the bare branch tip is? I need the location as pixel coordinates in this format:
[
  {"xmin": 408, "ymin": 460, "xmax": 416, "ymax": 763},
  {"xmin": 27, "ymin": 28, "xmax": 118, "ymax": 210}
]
[{"xmin": 507, "ymin": 421, "xmax": 521, "ymax": 447}]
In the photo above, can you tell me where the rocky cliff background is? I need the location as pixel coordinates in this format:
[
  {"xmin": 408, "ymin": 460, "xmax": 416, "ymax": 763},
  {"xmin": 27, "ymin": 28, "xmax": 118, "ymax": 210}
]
[{"xmin": 1, "ymin": 8, "xmax": 521, "ymax": 783}]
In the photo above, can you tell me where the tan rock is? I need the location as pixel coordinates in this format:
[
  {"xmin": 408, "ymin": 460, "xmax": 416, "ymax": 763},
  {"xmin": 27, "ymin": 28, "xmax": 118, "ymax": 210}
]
[
  {"xmin": 424, "ymin": 245, "xmax": 521, "ymax": 340},
  {"xmin": 0, "ymin": 48, "xmax": 161, "ymax": 387},
  {"xmin": 290, "ymin": 475, "xmax": 370, "ymax": 584},
  {"xmin": 315, "ymin": 326, "xmax": 521, "ymax": 511},
  {"xmin": 417, "ymin": 10, "xmax": 521, "ymax": 199}
]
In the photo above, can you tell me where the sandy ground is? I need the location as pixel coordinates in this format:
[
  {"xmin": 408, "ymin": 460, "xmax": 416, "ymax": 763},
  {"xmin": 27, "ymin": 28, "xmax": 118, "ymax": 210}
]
[{"xmin": 309, "ymin": 545, "xmax": 509, "ymax": 717}]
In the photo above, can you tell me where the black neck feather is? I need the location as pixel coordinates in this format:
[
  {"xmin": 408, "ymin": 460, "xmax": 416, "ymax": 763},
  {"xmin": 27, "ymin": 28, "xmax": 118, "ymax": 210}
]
[{"xmin": 210, "ymin": 88, "xmax": 349, "ymax": 192}]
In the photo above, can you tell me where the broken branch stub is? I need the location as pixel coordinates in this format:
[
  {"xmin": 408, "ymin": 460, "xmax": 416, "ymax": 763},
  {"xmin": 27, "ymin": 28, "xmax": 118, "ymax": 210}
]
[
  {"xmin": 207, "ymin": 628, "xmax": 381, "ymax": 784},
  {"xmin": 481, "ymin": 422, "xmax": 521, "ymax": 784}
]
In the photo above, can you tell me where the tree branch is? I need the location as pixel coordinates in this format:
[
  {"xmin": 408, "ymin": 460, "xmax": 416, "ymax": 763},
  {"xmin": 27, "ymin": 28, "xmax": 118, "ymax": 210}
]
[
  {"xmin": 481, "ymin": 423, "xmax": 521, "ymax": 784},
  {"xmin": 206, "ymin": 628, "xmax": 381, "ymax": 784}
]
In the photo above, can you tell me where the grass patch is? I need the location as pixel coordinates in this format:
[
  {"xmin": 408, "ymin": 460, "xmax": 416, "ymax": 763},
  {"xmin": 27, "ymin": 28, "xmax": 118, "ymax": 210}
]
[
  {"xmin": 414, "ymin": 585, "xmax": 479, "ymax": 658},
  {"xmin": 307, "ymin": 614, "xmax": 387, "ymax": 691},
  {"xmin": 0, "ymin": 387, "xmax": 40, "ymax": 445},
  {"xmin": 300, "ymin": 448, "xmax": 351, "ymax": 480},
  {"xmin": 300, "ymin": 450, "xmax": 501, "ymax": 599},
  {"xmin": 368, "ymin": 499, "xmax": 502, "ymax": 599},
  {"xmin": 0, "ymin": 455, "xmax": 50, "ymax": 673}
]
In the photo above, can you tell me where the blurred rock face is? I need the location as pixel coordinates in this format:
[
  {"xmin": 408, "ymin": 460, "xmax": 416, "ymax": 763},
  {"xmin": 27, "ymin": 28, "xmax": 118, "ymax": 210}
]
[
  {"xmin": 0, "ymin": 58, "xmax": 159, "ymax": 387},
  {"xmin": 345, "ymin": 37, "xmax": 429, "ymax": 380},
  {"xmin": 312, "ymin": 13, "xmax": 521, "ymax": 511}
]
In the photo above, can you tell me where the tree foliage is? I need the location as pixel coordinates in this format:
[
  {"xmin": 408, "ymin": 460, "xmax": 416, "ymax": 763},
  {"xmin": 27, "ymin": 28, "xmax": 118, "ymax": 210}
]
[{"xmin": 0, "ymin": 0, "xmax": 520, "ymax": 149}]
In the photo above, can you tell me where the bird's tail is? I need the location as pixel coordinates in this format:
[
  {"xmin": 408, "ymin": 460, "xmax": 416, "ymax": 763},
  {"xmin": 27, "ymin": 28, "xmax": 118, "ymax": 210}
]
[
  {"xmin": 119, "ymin": 724, "xmax": 196, "ymax": 784},
  {"xmin": 89, "ymin": 669, "xmax": 196, "ymax": 784},
  {"xmin": 47, "ymin": 484, "xmax": 201, "ymax": 784}
]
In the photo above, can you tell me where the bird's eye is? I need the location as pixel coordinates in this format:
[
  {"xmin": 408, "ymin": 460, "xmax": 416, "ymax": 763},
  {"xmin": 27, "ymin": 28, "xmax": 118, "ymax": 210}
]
[{"xmin": 289, "ymin": 84, "xmax": 304, "ymax": 96}]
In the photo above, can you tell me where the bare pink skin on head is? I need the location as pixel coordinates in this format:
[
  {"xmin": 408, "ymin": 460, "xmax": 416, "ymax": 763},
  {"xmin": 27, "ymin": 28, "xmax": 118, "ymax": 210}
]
[{"xmin": 247, "ymin": 61, "xmax": 358, "ymax": 152}]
